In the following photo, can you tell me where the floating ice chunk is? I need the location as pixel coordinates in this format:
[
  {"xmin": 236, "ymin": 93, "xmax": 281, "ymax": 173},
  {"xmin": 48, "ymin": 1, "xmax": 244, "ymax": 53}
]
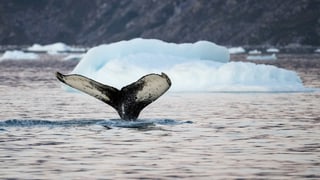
[
  {"xmin": 246, "ymin": 54, "xmax": 277, "ymax": 61},
  {"xmin": 315, "ymin": 49, "xmax": 320, "ymax": 53},
  {"xmin": 72, "ymin": 38, "xmax": 229, "ymax": 76},
  {"xmin": 28, "ymin": 42, "xmax": 85, "ymax": 54},
  {"xmin": 248, "ymin": 49, "xmax": 262, "ymax": 54},
  {"xmin": 228, "ymin": 47, "xmax": 246, "ymax": 54},
  {"xmin": 65, "ymin": 38, "xmax": 310, "ymax": 92},
  {"xmin": 207, "ymin": 62, "xmax": 304, "ymax": 92},
  {"xmin": 63, "ymin": 54, "xmax": 84, "ymax": 61},
  {"xmin": 0, "ymin": 50, "xmax": 39, "ymax": 61},
  {"xmin": 28, "ymin": 42, "xmax": 70, "ymax": 54},
  {"xmin": 266, "ymin": 48, "xmax": 280, "ymax": 53}
]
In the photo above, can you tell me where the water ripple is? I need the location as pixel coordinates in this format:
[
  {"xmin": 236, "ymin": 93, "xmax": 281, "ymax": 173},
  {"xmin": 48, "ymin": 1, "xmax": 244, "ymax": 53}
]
[
  {"xmin": 1, "ymin": 59, "xmax": 320, "ymax": 179},
  {"xmin": 0, "ymin": 119, "xmax": 192, "ymax": 129}
]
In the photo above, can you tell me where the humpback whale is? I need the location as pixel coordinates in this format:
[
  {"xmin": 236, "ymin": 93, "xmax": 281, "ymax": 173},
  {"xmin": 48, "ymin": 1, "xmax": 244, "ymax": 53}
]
[{"xmin": 56, "ymin": 72, "xmax": 171, "ymax": 120}]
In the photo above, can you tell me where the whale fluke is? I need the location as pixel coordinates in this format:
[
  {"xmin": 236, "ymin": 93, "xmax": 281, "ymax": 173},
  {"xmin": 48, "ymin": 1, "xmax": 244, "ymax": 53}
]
[{"xmin": 56, "ymin": 72, "xmax": 171, "ymax": 120}]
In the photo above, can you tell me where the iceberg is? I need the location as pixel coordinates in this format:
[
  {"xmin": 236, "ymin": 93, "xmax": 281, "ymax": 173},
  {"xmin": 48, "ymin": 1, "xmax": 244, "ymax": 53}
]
[
  {"xmin": 0, "ymin": 50, "xmax": 38, "ymax": 61},
  {"xmin": 228, "ymin": 47, "xmax": 245, "ymax": 54},
  {"xmin": 246, "ymin": 53, "xmax": 277, "ymax": 61},
  {"xmin": 68, "ymin": 38, "xmax": 309, "ymax": 92},
  {"xmin": 266, "ymin": 48, "xmax": 280, "ymax": 53},
  {"xmin": 28, "ymin": 42, "xmax": 85, "ymax": 54},
  {"xmin": 248, "ymin": 49, "xmax": 262, "ymax": 54}
]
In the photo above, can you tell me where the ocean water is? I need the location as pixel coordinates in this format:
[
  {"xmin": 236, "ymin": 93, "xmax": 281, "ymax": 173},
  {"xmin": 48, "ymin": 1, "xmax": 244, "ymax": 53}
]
[{"xmin": 1, "ymin": 58, "xmax": 320, "ymax": 179}]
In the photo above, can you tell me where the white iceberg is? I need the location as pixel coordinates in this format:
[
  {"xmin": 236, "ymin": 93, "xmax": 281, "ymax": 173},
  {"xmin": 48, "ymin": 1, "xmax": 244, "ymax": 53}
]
[
  {"xmin": 266, "ymin": 48, "xmax": 280, "ymax": 53},
  {"xmin": 228, "ymin": 47, "xmax": 245, "ymax": 54},
  {"xmin": 67, "ymin": 38, "xmax": 310, "ymax": 92},
  {"xmin": 248, "ymin": 49, "xmax": 262, "ymax": 54},
  {"xmin": 0, "ymin": 50, "xmax": 39, "ymax": 61},
  {"xmin": 28, "ymin": 42, "xmax": 85, "ymax": 54},
  {"xmin": 246, "ymin": 54, "xmax": 277, "ymax": 61},
  {"xmin": 315, "ymin": 49, "xmax": 320, "ymax": 53}
]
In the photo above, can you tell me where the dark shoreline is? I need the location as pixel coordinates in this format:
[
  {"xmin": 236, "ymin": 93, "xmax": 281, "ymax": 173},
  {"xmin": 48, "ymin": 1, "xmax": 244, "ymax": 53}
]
[{"xmin": 1, "ymin": 44, "xmax": 320, "ymax": 54}]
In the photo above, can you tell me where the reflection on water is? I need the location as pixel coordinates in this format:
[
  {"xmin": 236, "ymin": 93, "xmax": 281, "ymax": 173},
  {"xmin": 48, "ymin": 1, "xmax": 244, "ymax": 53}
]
[{"xmin": 0, "ymin": 60, "xmax": 320, "ymax": 179}]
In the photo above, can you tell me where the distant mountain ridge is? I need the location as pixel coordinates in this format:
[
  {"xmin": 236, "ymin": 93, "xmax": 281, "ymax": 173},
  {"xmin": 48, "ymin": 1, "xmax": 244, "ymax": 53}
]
[{"xmin": 0, "ymin": 0, "xmax": 319, "ymax": 46}]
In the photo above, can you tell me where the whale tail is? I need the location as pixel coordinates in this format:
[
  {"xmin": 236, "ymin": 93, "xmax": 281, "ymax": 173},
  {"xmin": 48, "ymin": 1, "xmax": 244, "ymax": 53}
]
[{"xmin": 56, "ymin": 72, "xmax": 171, "ymax": 120}]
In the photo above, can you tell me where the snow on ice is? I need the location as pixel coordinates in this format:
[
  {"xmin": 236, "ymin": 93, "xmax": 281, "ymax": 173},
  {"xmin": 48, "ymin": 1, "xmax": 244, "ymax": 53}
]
[{"xmin": 66, "ymin": 38, "xmax": 309, "ymax": 92}]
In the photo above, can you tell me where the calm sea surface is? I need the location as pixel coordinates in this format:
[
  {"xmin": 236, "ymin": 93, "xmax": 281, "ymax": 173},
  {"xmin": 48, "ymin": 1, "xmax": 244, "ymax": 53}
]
[{"xmin": 1, "ymin": 57, "xmax": 320, "ymax": 179}]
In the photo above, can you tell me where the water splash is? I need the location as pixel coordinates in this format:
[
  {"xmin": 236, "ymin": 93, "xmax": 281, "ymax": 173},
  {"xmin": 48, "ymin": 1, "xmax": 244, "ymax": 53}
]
[
  {"xmin": 0, "ymin": 119, "xmax": 192, "ymax": 129},
  {"xmin": 98, "ymin": 119, "xmax": 192, "ymax": 129}
]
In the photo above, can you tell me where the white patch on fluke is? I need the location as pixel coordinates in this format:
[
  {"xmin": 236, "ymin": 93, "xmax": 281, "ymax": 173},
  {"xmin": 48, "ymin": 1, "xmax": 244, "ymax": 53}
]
[
  {"xmin": 136, "ymin": 73, "xmax": 171, "ymax": 102},
  {"xmin": 60, "ymin": 74, "xmax": 110, "ymax": 101}
]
